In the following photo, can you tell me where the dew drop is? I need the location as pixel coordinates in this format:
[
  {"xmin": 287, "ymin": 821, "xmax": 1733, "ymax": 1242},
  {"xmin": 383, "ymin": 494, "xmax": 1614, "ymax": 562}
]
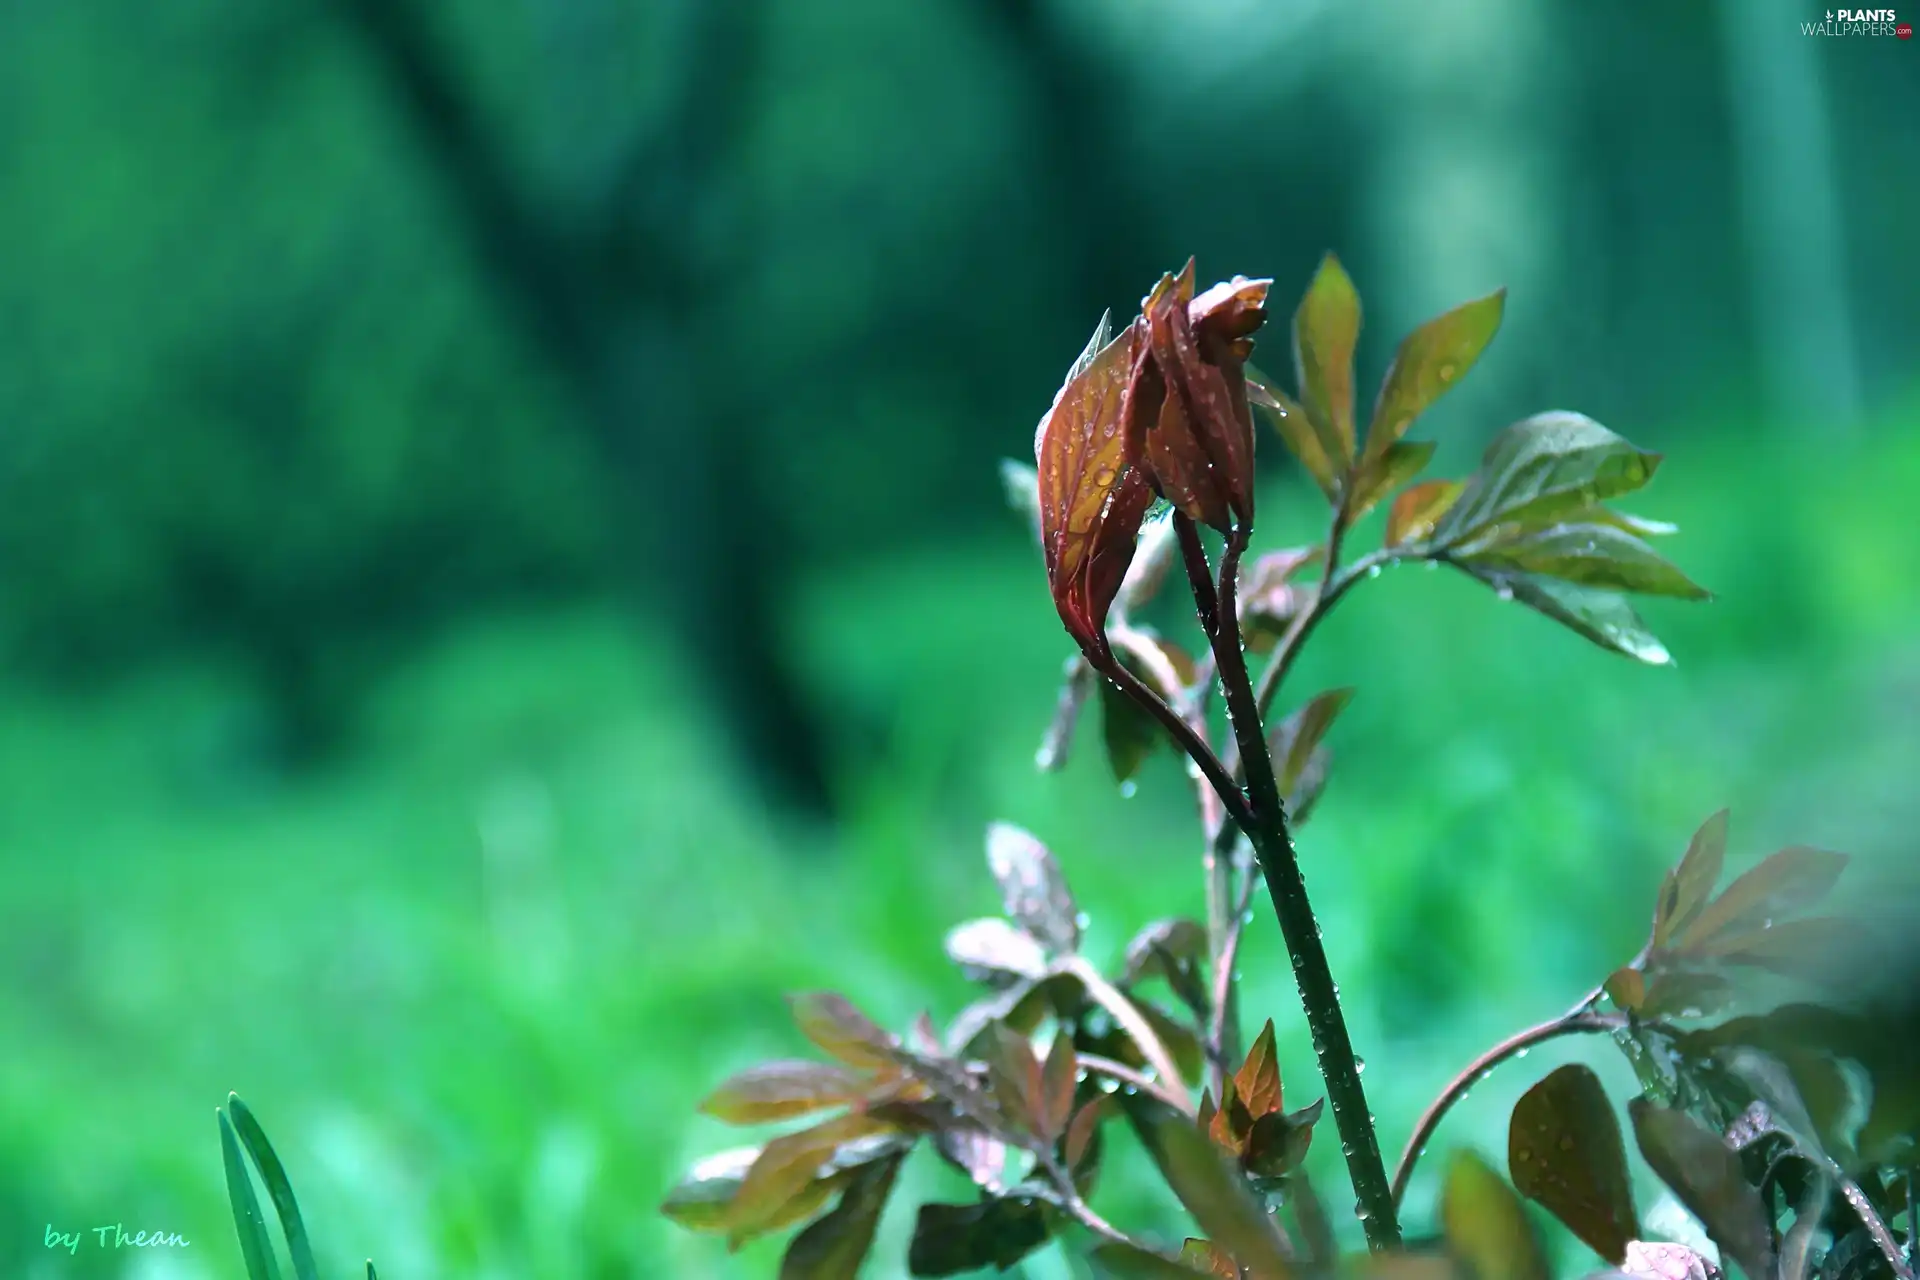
[
  {"xmin": 1093, "ymin": 468, "xmax": 1117, "ymax": 486},
  {"xmin": 1354, "ymin": 1057, "xmax": 1367, "ymax": 1075},
  {"xmin": 1424, "ymin": 560, "xmax": 1439, "ymax": 572},
  {"xmin": 1119, "ymin": 780, "xmax": 1138, "ymax": 799},
  {"xmin": 1514, "ymin": 1047, "xmax": 1530, "ymax": 1059},
  {"xmin": 1437, "ymin": 362, "xmax": 1457, "ymax": 383},
  {"xmin": 1354, "ymin": 1201, "xmax": 1371, "ymax": 1221},
  {"xmin": 1559, "ymin": 1135, "xmax": 1574, "ymax": 1151},
  {"xmin": 1494, "ymin": 584, "xmax": 1515, "ymax": 602},
  {"xmin": 1075, "ymin": 911, "xmax": 1092, "ymax": 930}
]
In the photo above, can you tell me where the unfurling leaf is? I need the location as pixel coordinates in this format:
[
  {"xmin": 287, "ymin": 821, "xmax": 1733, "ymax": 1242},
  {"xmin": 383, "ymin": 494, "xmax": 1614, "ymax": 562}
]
[
  {"xmin": 1364, "ymin": 288, "xmax": 1507, "ymax": 465},
  {"xmin": 1442, "ymin": 1151, "xmax": 1549, "ymax": 1280},
  {"xmin": 945, "ymin": 918, "xmax": 1049, "ymax": 983},
  {"xmin": 1628, "ymin": 1100, "xmax": 1773, "ymax": 1280},
  {"xmin": 1456, "ymin": 523, "xmax": 1708, "ymax": 600},
  {"xmin": 1238, "ymin": 550, "xmax": 1320, "ymax": 653},
  {"xmin": 1035, "ymin": 315, "xmax": 1151, "ymax": 661},
  {"xmin": 1233, "ymin": 1020, "xmax": 1283, "ymax": 1120},
  {"xmin": 1267, "ymin": 689, "xmax": 1355, "ymax": 797},
  {"xmin": 1249, "ymin": 371, "xmax": 1337, "ymax": 498},
  {"xmin": 1453, "ymin": 565, "xmax": 1674, "ymax": 666},
  {"xmin": 1243, "ymin": 1099, "xmax": 1321, "ymax": 1182},
  {"xmin": 1432, "ymin": 414, "xmax": 1662, "ymax": 547},
  {"xmin": 1087, "ymin": 1241, "xmax": 1218, "ymax": 1278},
  {"xmin": 1293, "ymin": 252, "xmax": 1362, "ymax": 468},
  {"xmin": 699, "ymin": 1060, "xmax": 872, "ymax": 1125},
  {"xmin": 779, "ymin": 1154, "xmax": 903, "ymax": 1280},
  {"xmin": 1603, "ymin": 967, "xmax": 1646, "ymax": 1013},
  {"xmin": 1387, "ymin": 479, "xmax": 1466, "ymax": 546},
  {"xmin": 1128, "ymin": 1096, "xmax": 1293, "ymax": 1278},
  {"xmin": 788, "ymin": 993, "xmax": 900, "ymax": 1073},
  {"xmin": 986, "ymin": 822, "xmax": 1082, "ymax": 955},
  {"xmin": 1508, "ymin": 1065, "xmax": 1640, "ymax": 1264},
  {"xmin": 906, "ymin": 1198, "xmax": 1050, "ymax": 1276},
  {"xmin": 1123, "ymin": 264, "xmax": 1270, "ymax": 534},
  {"xmin": 1347, "ymin": 440, "xmax": 1437, "ymax": 524},
  {"xmin": 1653, "ymin": 811, "xmax": 1729, "ymax": 949}
]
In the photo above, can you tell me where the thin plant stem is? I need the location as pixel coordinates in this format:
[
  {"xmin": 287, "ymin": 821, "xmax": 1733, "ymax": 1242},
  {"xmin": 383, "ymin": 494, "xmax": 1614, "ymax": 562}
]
[
  {"xmin": 1097, "ymin": 656, "xmax": 1254, "ymax": 835},
  {"xmin": 1389, "ymin": 1008, "xmax": 1625, "ymax": 1207},
  {"xmin": 1063, "ymin": 956, "xmax": 1191, "ymax": 1097},
  {"xmin": 1175, "ymin": 511, "xmax": 1403, "ymax": 1251}
]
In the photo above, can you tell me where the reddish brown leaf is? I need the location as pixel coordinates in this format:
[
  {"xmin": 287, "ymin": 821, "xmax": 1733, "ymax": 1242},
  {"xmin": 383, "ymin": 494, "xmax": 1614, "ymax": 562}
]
[
  {"xmin": 1508, "ymin": 1065, "xmax": 1640, "ymax": 1264},
  {"xmin": 1243, "ymin": 1099, "xmax": 1320, "ymax": 1181},
  {"xmin": 1124, "ymin": 264, "xmax": 1269, "ymax": 534},
  {"xmin": 1038, "ymin": 1032, "xmax": 1079, "ymax": 1142},
  {"xmin": 1181, "ymin": 1238, "xmax": 1245, "ymax": 1277},
  {"xmin": 1675, "ymin": 846, "xmax": 1849, "ymax": 952},
  {"xmin": 1629, "ymin": 1100, "xmax": 1774, "ymax": 1280},
  {"xmin": 1386, "ymin": 478, "xmax": 1466, "ymax": 547},
  {"xmin": 699, "ymin": 1060, "xmax": 871, "ymax": 1126},
  {"xmin": 1035, "ymin": 313, "xmax": 1150, "ymax": 660},
  {"xmin": 1132, "ymin": 1098, "xmax": 1292, "ymax": 1279},
  {"xmin": 660, "ymin": 1146, "xmax": 764, "ymax": 1234},
  {"xmin": 1066, "ymin": 1095, "xmax": 1107, "ymax": 1171},
  {"xmin": 1693, "ymin": 915, "xmax": 1855, "ymax": 977},
  {"xmin": 778, "ymin": 1154, "xmax": 903, "ymax": 1280},
  {"xmin": 1267, "ymin": 690, "xmax": 1355, "ymax": 798},
  {"xmin": 984, "ymin": 1023, "xmax": 1044, "ymax": 1135},
  {"xmin": 1088, "ymin": 1241, "xmax": 1218, "ymax": 1277},
  {"xmin": 724, "ymin": 1114, "xmax": 901, "ymax": 1246},
  {"xmin": 1603, "ymin": 967, "xmax": 1646, "ymax": 1013},
  {"xmin": 1237, "ymin": 546, "xmax": 1322, "ymax": 652},
  {"xmin": 787, "ymin": 993, "xmax": 899, "ymax": 1073},
  {"xmin": 1638, "ymin": 970, "xmax": 1737, "ymax": 1020},
  {"xmin": 1233, "ymin": 1019, "xmax": 1283, "ymax": 1120}
]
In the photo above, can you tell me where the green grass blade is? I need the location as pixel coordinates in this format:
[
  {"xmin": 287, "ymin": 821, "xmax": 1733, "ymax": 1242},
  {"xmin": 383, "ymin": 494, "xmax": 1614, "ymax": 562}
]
[
  {"xmin": 227, "ymin": 1094, "xmax": 321, "ymax": 1280},
  {"xmin": 219, "ymin": 1107, "xmax": 283, "ymax": 1280},
  {"xmin": 366, "ymin": 1262, "xmax": 378, "ymax": 1280}
]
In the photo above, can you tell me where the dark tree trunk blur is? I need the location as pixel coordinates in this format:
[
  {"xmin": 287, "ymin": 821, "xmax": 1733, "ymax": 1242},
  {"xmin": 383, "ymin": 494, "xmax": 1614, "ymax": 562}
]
[{"xmin": 329, "ymin": 0, "xmax": 836, "ymax": 821}]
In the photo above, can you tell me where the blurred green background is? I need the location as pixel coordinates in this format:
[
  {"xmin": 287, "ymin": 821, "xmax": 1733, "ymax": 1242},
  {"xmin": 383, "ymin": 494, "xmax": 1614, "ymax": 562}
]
[{"xmin": 2, "ymin": 0, "xmax": 1916, "ymax": 1275}]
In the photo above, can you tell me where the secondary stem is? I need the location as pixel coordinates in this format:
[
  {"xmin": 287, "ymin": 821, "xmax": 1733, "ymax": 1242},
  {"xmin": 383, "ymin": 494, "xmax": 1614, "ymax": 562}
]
[{"xmin": 1389, "ymin": 1007, "xmax": 1624, "ymax": 1207}]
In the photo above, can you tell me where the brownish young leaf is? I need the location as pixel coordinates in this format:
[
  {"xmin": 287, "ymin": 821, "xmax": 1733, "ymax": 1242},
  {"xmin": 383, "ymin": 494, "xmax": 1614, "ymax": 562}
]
[
  {"xmin": 1130, "ymin": 1096, "xmax": 1293, "ymax": 1278},
  {"xmin": 1292, "ymin": 252, "xmax": 1362, "ymax": 468},
  {"xmin": 700, "ymin": 1060, "xmax": 873, "ymax": 1126},
  {"xmin": 1234, "ymin": 1020, "xmax": 1283, "ymax": 1120},
  {"xmin": 1654, "ymin": 811, "xmax": 1730, "ymax": 949},
  {"xmin": 1267, "ymin": 689, "xmax": 1356, "ymax": 798},
  {"xmin": 1603, "ymin": 967, "xmax": 1646, "ymax": 1014},
  {"xmin": 1182, "ymin": 1238, "xmax": 1246, "ymax": 1277},
  {"xmin": 984, "ymin": 1023, "xmax": 1044, "ymax": 1136},
  {"xmin": 1237, "ymin": 546, "xmax": 1322, "ymax": 653},
  {"xmin": 1673, "ymin": 847, "xmax": 1849, "ymax": 954},
  {"xmin": 1442, "ymin": 1150, "xmax": 1549, "ymax": 1280},
  {"xmin": 1035, "ymin": 313, "xmax": 1153, "ymax": 661},
  {"xmin": 1387, "ymin": 479, "xmax": 1466, "ymax": 547},
  {"xmin": 661, "ymin": 1146, "xmax": 766, "ymax": 1234},
  {"xmin": 1243, "ymin": 1099, "xmax": 1321, "ymax": 1181},
  {"xmin": 1628, "ymin": 1099, "xmax": 1774, "ymax": 1280},
  {"xmin": 1364, "ymin": 288, "xmax": 1507, "ymax": 466},
  {"xmin": 1066, "ymin": 1095, "xmax": 1107, "ymax": 1172},
  {"xmin": 778, "ymin": 1153, "xmax": 903, "ymax": 1280},
  {"xmin": 724, "ymin": 1112, "xmax": 897, "ymax": 1246},
  {"xmin": 1508, "ymin": 1065, "xmax": 1640, "ymax": 1264},
  {"xmin": 986, "ymin": 822, "xmax": 1082, "ymax": 955},
  {"xmin": 1038, "ymin": 1032, "xmax": 1079, "ymax": 1143},
  {"xmin": 788, "ymin": 993, "xmax": 900, "ymax": 1074}
]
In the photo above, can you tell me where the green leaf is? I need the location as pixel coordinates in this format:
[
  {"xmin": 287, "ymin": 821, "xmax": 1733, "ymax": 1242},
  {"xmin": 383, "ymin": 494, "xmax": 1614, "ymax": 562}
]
[
  {"xmin": 1441, "ymin": 1150, "xmax": 1548, "ymax": 1280},
  {"xmin": 1507, "ymin": 1066, "xmax": 1639, "ymax": 1264},
  {"xmin": 986, "ymin": 822, "xmax": 1081, "ymax": 955},
  {"xmin": 787, "ymin": 993, "xmax": 900, "ymax": 1073},
  {"xmin": 1293, "ymin": 252, "xmax": 1362, "ymax": 465},
  {"xmin": 945, "ymin": 917, "xmax": 1050, "ymax": 983},
  {"xmin": 227, "ymin": 1096, "xmax": 319, "ymax": 1280},
  {"xmin": 1347, "ymin": 440, "xmax": 1437, "ymax": 524},
  {"xmin": 1249, "ymin": 372, "xmax": 1338, "ymax": 499},
  {"xmin": 1365, "ymin": 289, "xmax": 1506, "ymax": 463},
  {"xmin": 1387, "ymin": 479, "xmax": 1466, "ymax": 547},
  {"xmin": 1087, "ymin": 1241, "xmax": 1215, "ymax": 1277},
  {"xmin": 1452, "ymin": 564, "xmax": 1674, "ymax": 666},
  {"xmin": 1433, "ymin": 414, "xmax": 1663, "ymax": 547},
  {"xmin": 699, "ymin": 1061, "xmax": 872, "ymax": 1125},
  {"xmin": 1457, "ymin": 523, "xmax": 1708, "ymax": 600},
  {"xmin": 779, "ymin": 1154, "xmax": 903, "ymax": 1280},
  {"xmin": 1629, "ymin": 1099, "xmax": 1774, "ymax": 1280},
  {"xmin": 1101, "ymin": 676, "xmax": 1161, "ymax": 785},
  {"xmin": 366, "ymin": 1265, "xmax": 378, "ymax": 1280},
  {"xmin": 1654, "ymin": 811, "xmax": 1730, "ymax": 950},
  {"xmin": 1268, "ymin": 689, "xmax": 1355, "ymax": 797},
  {"xmin": 1127, "ymin": 1096, "xmax": 1293, "ymax": 1278},
  {"xmin": 906, "ymin": 1198, "xmax": 1050, "ymax": 1276},
  {"xmin": 219, "ymin": 1107, "xmax": 282, "ymax": 1280}
]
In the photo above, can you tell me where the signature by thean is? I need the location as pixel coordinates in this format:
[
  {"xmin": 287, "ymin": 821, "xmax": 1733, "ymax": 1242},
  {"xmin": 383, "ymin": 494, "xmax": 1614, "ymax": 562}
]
[{"xmin": 44, "ymin": 1223, "xmax": 190, "ymax": 1254}]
